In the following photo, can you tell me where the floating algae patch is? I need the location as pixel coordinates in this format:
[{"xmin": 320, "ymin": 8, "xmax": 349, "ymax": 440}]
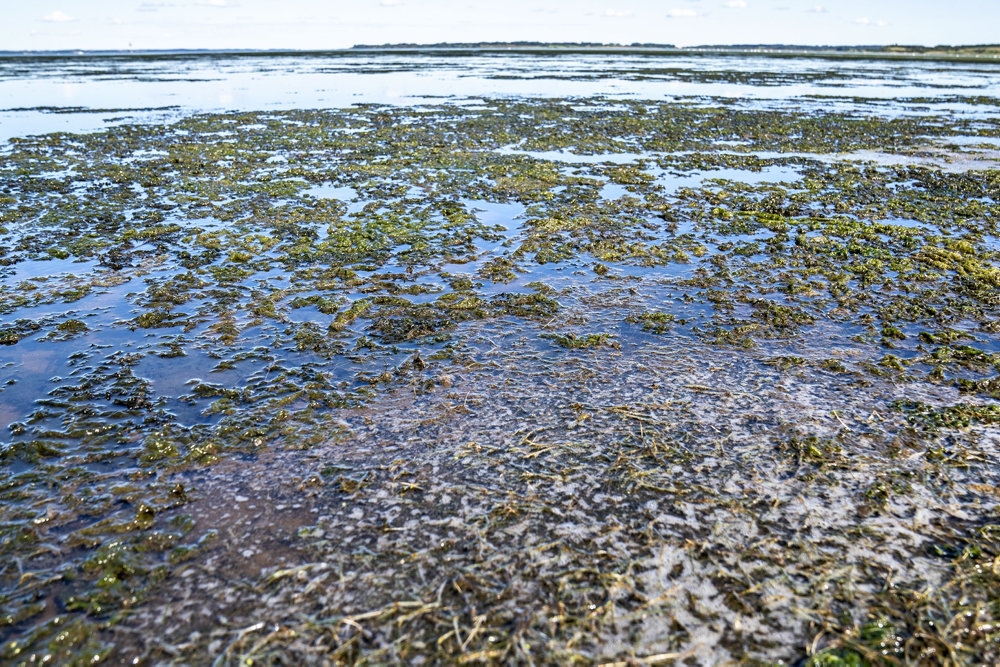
[{"xmin": 1, "ymin": 96, "xmax": 999, "ymax": 663}]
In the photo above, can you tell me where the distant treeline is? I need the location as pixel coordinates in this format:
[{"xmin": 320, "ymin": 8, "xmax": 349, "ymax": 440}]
[
  {"xmin": 689, "ymin": 43, "xmax": 1000, "ymax": 55},
  {"xmin": 351, "ymin": 41, "xmax": 675, "ymax": 49},
  {"xmin": 351, "ymin": 41, "xmax": 1000, "ymax": 55}
]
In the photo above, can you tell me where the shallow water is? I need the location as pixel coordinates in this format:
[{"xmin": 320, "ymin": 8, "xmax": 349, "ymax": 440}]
[
  {"xmin": 2, "ymin": 50, "xmax": 1000, "ymax": 142},
  {"xmin": 1, "ymin": 50, "xmax": 999, "ymax": 664}
]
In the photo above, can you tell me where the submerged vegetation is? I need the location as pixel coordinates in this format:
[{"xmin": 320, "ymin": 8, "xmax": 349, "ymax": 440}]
[{"xmin": 1, "ymin": 67, "xmax": 999, "ymax": 664}]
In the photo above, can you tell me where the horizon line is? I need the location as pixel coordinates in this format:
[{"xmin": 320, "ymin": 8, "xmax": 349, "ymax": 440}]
[{"xmin": 2, "ymin": 41, "xmax": 1000, "ymax": 56}]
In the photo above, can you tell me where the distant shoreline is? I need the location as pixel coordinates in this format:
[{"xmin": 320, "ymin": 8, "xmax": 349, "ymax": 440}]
[{"xmin": 1, "ymin": 43, "xmax": 998, "ymax": 64}]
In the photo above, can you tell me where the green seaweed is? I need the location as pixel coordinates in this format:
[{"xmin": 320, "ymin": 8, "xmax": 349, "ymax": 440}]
[{"xmin": 0, "ymin": 88, "xmax": 998, "ymax": 665}]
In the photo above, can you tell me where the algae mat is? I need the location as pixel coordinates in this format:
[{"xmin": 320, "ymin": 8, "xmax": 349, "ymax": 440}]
[{"xmin": 1, "ymin": 96, "xmax": 1000, "ymax": 663}]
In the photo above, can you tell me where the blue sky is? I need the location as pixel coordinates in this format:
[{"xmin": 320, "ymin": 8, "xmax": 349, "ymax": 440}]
[{"xmin": 8, "ymin": 1, "xmax": 998, "ymax": 51}]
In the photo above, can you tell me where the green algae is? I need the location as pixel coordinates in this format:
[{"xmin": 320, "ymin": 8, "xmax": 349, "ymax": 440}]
[
  {"xmin": 894, "ymin": 400, "xmax": 1000, "ymax": 431},
  {"xmin": 542, "ymin": 332, "xmax": 618, "ymax": 349},
  {"xmin": 0, "ymin": 92, "xmax": 998, "ymax": 663}
]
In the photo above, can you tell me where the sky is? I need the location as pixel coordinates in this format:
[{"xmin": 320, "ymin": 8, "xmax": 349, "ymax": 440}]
[{"xmin": 5, "ymin": 1, "xmax": 998, "ymax": 52}]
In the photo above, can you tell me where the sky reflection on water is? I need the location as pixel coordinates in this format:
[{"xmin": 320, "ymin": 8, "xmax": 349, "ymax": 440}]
[{"xmin": 2, "ymin": 51, "xmax": 1000, "ymax": 142}]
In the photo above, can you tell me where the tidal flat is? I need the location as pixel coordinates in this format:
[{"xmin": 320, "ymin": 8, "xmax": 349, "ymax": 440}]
[{"xmin": 1, "ymin": 50, "xmax": 1000, "ymax": 664}]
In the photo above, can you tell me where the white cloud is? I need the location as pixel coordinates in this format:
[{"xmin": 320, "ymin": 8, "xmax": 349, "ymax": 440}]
[
  {"xmin": 42, "ymin": 10, "xmax": 75, "ymax": 22},
  {"xmin": 138, "ymin": 1, "xmax": 175, "ymax": 10},
  {"xmin": 666, "ymin": 8, "xmax": 699, "ymax": 18},
  {"xmin": 854, "ymin": 17, "xmax": 888, "ymax": 27},
  {"xmin": 604, "ymin": 9, "xmax": 634, "ymax": 17},
  {"xmin": 807, "ymin": 5, "xmax": 827, "ymax": 12},
  {"xmin": 379, "ymin": 0, "xmax": 401, "ymax": 5},
  {"xmin": 196, "ymin": 0, "xmax": 230, "ymax": 6},
  {"xmin": 723, "ymin": 0, "xmax": 747, "ymax": 7}
]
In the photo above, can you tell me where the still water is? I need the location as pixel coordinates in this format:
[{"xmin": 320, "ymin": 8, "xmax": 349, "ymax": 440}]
[
  {"xmin": 2, "ymin": 49, "xmax": 1000, "ymax": 141},
  {"xmin": 1, "ymin": 49, "xmax": 999, "ymax": 664}
]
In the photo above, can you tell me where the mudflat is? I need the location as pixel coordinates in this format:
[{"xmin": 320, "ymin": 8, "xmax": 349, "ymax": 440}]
[{"xmin": 1, "ymin": 51, "xmax": 999, "ymax": 664}]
